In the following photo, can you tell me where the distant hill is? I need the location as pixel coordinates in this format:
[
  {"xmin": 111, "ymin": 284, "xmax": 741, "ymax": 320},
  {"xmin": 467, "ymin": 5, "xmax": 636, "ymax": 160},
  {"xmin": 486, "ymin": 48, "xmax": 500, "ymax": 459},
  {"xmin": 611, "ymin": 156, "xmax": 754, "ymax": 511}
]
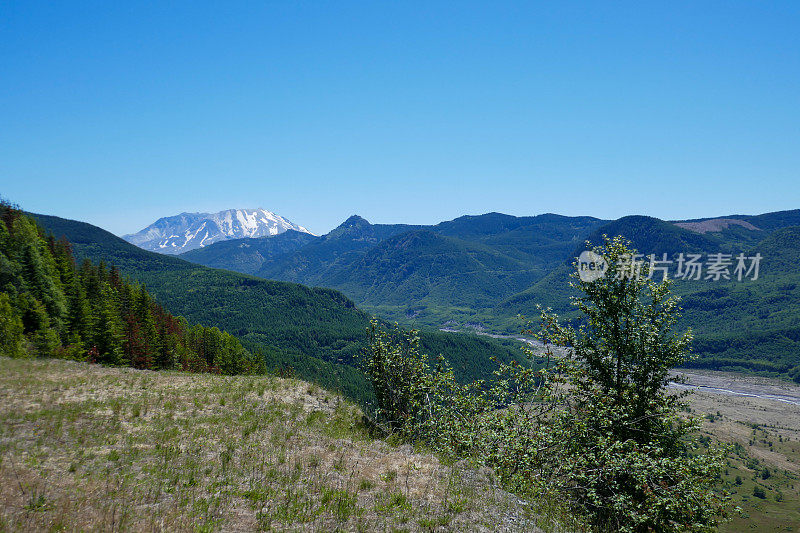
[
  {"xmin": 255, "ymin": 215, "xmax": 423, "ymax": 285},
  {"xmin": 497, "ymin": 215, "xmax": 800, "ymax": 380},
  {"xmin": 123, "ymin": 208, "xmax": 313, "ymax": 254},
  {"xmin": 183, "ymin": 212, "xmax": 606, "ymax": 326},
  {"xmin": 668, "ymin": 208, "xmax": 800, "ymax": 250},
  {"xmin": 180, "ymin": 230, "xmax": 319, "ymax": 274},
  {"xmin": 323, "ymin": 229, "xmax": 542, "ymax": 308},
  {"xmin": 34, "ymin": 212, "xmax": 528, "ymax": 403}
]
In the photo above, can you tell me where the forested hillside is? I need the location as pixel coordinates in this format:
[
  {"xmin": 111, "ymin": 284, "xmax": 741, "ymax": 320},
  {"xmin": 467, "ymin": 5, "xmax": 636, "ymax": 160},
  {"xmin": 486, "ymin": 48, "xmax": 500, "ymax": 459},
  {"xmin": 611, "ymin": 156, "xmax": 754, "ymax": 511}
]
[
  {"xmin": 0, "ymin": 202, "xmax": 262, "ymax": 375},
  {"xmin": 177, "ymin": 208, "xmax": 800, "ymax": 381},
  {"xmin": 499, "ymin": 215, "xmax": 800, "ymax": 380},
  {"xmin": 32, "ymin": 211, "xmax": 527, "ymax": 404},
  {"xmin": 179, "ymin": 229, "xmax": 318, "ymax": 274},
  {"xmin": 185, "ymin": 212, "xmax": 606, "ymax": 325}
]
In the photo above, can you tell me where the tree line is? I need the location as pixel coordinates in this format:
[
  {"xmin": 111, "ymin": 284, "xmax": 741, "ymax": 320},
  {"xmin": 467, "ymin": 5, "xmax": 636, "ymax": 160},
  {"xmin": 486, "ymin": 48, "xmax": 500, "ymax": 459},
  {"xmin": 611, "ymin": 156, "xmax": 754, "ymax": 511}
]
[{"xmin": 0, "ymin": 200, "xmax": 264, "ymax": 375}]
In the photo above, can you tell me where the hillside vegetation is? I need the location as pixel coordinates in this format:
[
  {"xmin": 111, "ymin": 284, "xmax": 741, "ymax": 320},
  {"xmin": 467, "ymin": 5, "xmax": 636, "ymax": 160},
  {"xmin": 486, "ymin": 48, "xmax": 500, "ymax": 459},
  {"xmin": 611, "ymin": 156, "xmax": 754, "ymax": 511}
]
[
  {"xmin": 0, "ymin": 204, "xmax": 260, "ymax": 375},
  {"xmin": 32, "ymin": 212, "xmax": 529, "ymax": 405},
  {"xmin": 242, "ymin": 213, "xmax": 605, "ymax": 326},
  {"xmin": 177, "ymin": 209, "xmax": 800, "ymax": 380},
  {"xmin": 0, "ymin": 357, "xmax": 546, "ymax": 532},
  {"xmin": 499, "ymin": 217, "xmax": 800, "ymax": 380}
]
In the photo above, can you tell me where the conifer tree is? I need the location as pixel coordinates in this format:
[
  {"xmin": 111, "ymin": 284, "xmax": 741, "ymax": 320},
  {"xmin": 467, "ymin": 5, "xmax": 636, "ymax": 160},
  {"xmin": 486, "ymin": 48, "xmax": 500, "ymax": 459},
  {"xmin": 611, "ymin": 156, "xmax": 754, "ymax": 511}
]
[
  {"xmin": 0, "ymin": 292, "xmax": 25, "ymax": 357},
  {"xmin": 1, "ymin": 199, "xmax": 260, "ymax": 376}
]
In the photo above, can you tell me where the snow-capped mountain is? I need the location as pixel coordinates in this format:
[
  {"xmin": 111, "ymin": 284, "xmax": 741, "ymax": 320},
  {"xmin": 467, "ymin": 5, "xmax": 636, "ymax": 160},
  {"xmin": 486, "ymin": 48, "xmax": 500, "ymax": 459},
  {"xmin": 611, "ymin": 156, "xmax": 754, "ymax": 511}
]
[{"xmin": 123, "ymin": 208, "xmax": 313, "ymax": 254}]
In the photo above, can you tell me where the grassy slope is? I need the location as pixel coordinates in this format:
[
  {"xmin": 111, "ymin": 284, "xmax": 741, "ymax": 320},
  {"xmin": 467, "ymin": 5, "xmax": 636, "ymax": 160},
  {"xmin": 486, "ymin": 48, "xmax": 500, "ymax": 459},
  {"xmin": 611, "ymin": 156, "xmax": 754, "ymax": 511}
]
[
  {"xmin": 0, "ymin": 357, "xmax": 546, "ymax": 532},
  {"xmin": 4, "ymin": 359, "xmax": 799, "ymax": 531},
  {"xmin": 32, "ymin": 213, "xmax": 528, "ymax": 404},
  {"xmin": 684, "ymin": 381, "xmax": 800, "ymax": 531}
]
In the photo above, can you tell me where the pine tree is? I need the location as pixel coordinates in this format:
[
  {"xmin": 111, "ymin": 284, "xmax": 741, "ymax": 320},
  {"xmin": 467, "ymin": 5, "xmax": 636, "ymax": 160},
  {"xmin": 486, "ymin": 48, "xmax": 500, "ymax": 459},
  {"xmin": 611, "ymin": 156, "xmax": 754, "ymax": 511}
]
[
  {"xmin": 0, "ymin": 292, "xmax": 26, "ymax": 357},
  {"xmin": 1, "ymin": 199, "xmax": 259, "ymax": 376},
  {"xmin": 91, "ymin": 282, "xmax": 123, "ymax": 364},
  {"xmin": 134, "ymin": 285, "xmax": 159, "ymax": 368}
]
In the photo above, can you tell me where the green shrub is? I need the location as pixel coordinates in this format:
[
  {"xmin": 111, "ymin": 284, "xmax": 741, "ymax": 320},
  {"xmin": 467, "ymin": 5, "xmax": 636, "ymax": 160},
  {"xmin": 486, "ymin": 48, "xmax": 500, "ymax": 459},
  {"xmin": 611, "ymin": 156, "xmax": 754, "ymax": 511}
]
[{"xmin": 360, "ymin": 236, "xmax": 728, "ymax": 532}]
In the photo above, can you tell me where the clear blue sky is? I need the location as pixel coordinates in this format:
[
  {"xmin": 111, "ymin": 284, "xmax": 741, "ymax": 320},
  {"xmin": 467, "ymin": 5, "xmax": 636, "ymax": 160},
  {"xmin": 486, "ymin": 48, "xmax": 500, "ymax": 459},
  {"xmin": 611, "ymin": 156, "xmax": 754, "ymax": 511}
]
[{"xmin": 2, "ymin": 1, "xmax": 798, "ymax": 236}]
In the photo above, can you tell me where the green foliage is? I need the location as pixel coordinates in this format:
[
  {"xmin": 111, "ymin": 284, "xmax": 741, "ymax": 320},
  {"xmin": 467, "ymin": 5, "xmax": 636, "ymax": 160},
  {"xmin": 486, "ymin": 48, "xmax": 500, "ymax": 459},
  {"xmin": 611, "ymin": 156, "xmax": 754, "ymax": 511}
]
[
  {"xmin": 528, "ymin": 236, "xmax": 728, "ymax": 531},
  {"xmin": 360, "ymin": 319, "xmax": 432, "ymax": 434},
  {"xmin": 0, "ymin": 292, "xmax": 25, "ymax": 357},
  {"xmin": 360, "ymin": 236, "xmax": 728, "ymax": 532},
  {"xmin": 32, "ymin": 210, "xmax": 526, "ymax": 406},
  {"xmin": 1, "ymin": 201, "xmax": 261, "ymax": 375}
]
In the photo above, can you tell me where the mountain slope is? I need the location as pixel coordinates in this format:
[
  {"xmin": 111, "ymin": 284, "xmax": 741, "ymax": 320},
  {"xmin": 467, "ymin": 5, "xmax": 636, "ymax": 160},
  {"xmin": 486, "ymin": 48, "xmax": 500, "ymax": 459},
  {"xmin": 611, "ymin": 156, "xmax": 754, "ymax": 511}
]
[
  {"xmin": 179, "ymin": 230, "xmax": 319, "ymax": 274},
  {"xmin": 498, "ymin": 216, "xmax": 800, "ymax": 378},
  {"xmin": 498, "ymin": 214, "xmax": 756, "ymax": 319},
  {"xmin": 34, "ymin": 212, "xmax": 528, "ymax": 402},
  {"xmin": 498, "ymin": 215, "xmax": 743, "ymax": 320},
  {"xmin": 181, "ymin": 212, "xmax": 605, "ymax": 326},
  {"xmin": 324, "ymin": 229, "xmax": 543, "ymax": 308},
  {"xmin": 676, "ymin": 226, "xmax": 800, "ymax": 376},
  {"xmin": 255, "ymin": 215, "xmax": 422, "ymax": 285},
  {"xmin": 123, "ymin": 208, "xmax": 313, "ymax": 254},
  {"xmin": 669, "ymin": 209, "xmax": 800, "ymax": 250}
]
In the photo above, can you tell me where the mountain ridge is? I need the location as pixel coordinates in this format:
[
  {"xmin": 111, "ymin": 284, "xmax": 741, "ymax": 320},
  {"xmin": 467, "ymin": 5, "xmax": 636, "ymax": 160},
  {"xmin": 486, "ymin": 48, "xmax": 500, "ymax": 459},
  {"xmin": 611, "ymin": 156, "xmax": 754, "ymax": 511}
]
[{"xmin": 33, "ymin": 211, "xmax": 529, "ymax": 403}]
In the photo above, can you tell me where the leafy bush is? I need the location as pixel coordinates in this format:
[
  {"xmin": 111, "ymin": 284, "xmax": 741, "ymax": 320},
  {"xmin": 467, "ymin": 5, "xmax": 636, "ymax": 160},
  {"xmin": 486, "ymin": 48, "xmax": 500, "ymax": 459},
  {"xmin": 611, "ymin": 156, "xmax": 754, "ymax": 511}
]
[
  {"xmin": 360, "ymin": 320, "xmax": 432, "ymax": 435},
  {"xmin": 360, "ymin": 236, "xmax": 728, "ymax": 532}
]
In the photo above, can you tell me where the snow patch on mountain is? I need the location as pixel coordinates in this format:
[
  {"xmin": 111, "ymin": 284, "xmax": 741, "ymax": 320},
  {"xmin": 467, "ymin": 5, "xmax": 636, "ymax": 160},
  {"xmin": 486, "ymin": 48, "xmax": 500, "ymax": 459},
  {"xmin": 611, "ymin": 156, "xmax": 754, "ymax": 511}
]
[{"xmin": 123, "ymin": 208, "xmax": 313, "ymax": 254}]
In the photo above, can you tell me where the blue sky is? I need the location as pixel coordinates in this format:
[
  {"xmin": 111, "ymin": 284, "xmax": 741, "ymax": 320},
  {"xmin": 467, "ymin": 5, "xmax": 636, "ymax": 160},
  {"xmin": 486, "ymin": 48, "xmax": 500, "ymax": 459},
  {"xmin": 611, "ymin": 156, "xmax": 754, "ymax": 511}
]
[{"xmin": 1, "ymin": 1, "xmax": 798, "ymax": 236}]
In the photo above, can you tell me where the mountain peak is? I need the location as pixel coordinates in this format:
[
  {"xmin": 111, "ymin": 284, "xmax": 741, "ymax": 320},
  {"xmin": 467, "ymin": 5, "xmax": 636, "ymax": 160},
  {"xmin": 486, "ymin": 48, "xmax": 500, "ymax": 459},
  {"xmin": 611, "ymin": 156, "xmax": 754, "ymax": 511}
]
[
  {"xmin": 123, "ymin": 208, "xmax": 313, "ymax": 254},
  {"xmin": 339, "ymin": 215, "xmax": 371, "ymax": 228}
]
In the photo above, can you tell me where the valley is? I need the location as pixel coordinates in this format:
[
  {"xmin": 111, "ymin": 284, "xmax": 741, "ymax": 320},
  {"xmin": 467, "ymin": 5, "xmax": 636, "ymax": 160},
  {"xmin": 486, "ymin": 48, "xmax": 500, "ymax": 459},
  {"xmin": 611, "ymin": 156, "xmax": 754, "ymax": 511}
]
[
  {"xmin": 169, "ymin": 208, "xmax": 800, "ymax": 382},
  {"xmin": 6, "ymin": 202, "xmax": 800, "ymax": 531},
  {"xmin": 673, "ymin": 370, "xmax": 800, "ymax": 406},
  {"xmin": 6, "ymin": 4, "xmax": 797, "ymax": 530},
  {"xmin": 676, "ymin": 371, "xmax": 800, "ymax": 531}
]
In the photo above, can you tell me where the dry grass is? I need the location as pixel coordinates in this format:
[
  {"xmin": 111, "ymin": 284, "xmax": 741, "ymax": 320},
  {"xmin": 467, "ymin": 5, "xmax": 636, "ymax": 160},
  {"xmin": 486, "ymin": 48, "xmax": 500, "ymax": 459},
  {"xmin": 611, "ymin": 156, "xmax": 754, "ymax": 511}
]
[
  {"xmin": 680, "ymin": 374, "xmax": 800, "ymax": 531},
  {"xmin": 0, "ymin": 358, "xmax": 551, "ymax": 532}
]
